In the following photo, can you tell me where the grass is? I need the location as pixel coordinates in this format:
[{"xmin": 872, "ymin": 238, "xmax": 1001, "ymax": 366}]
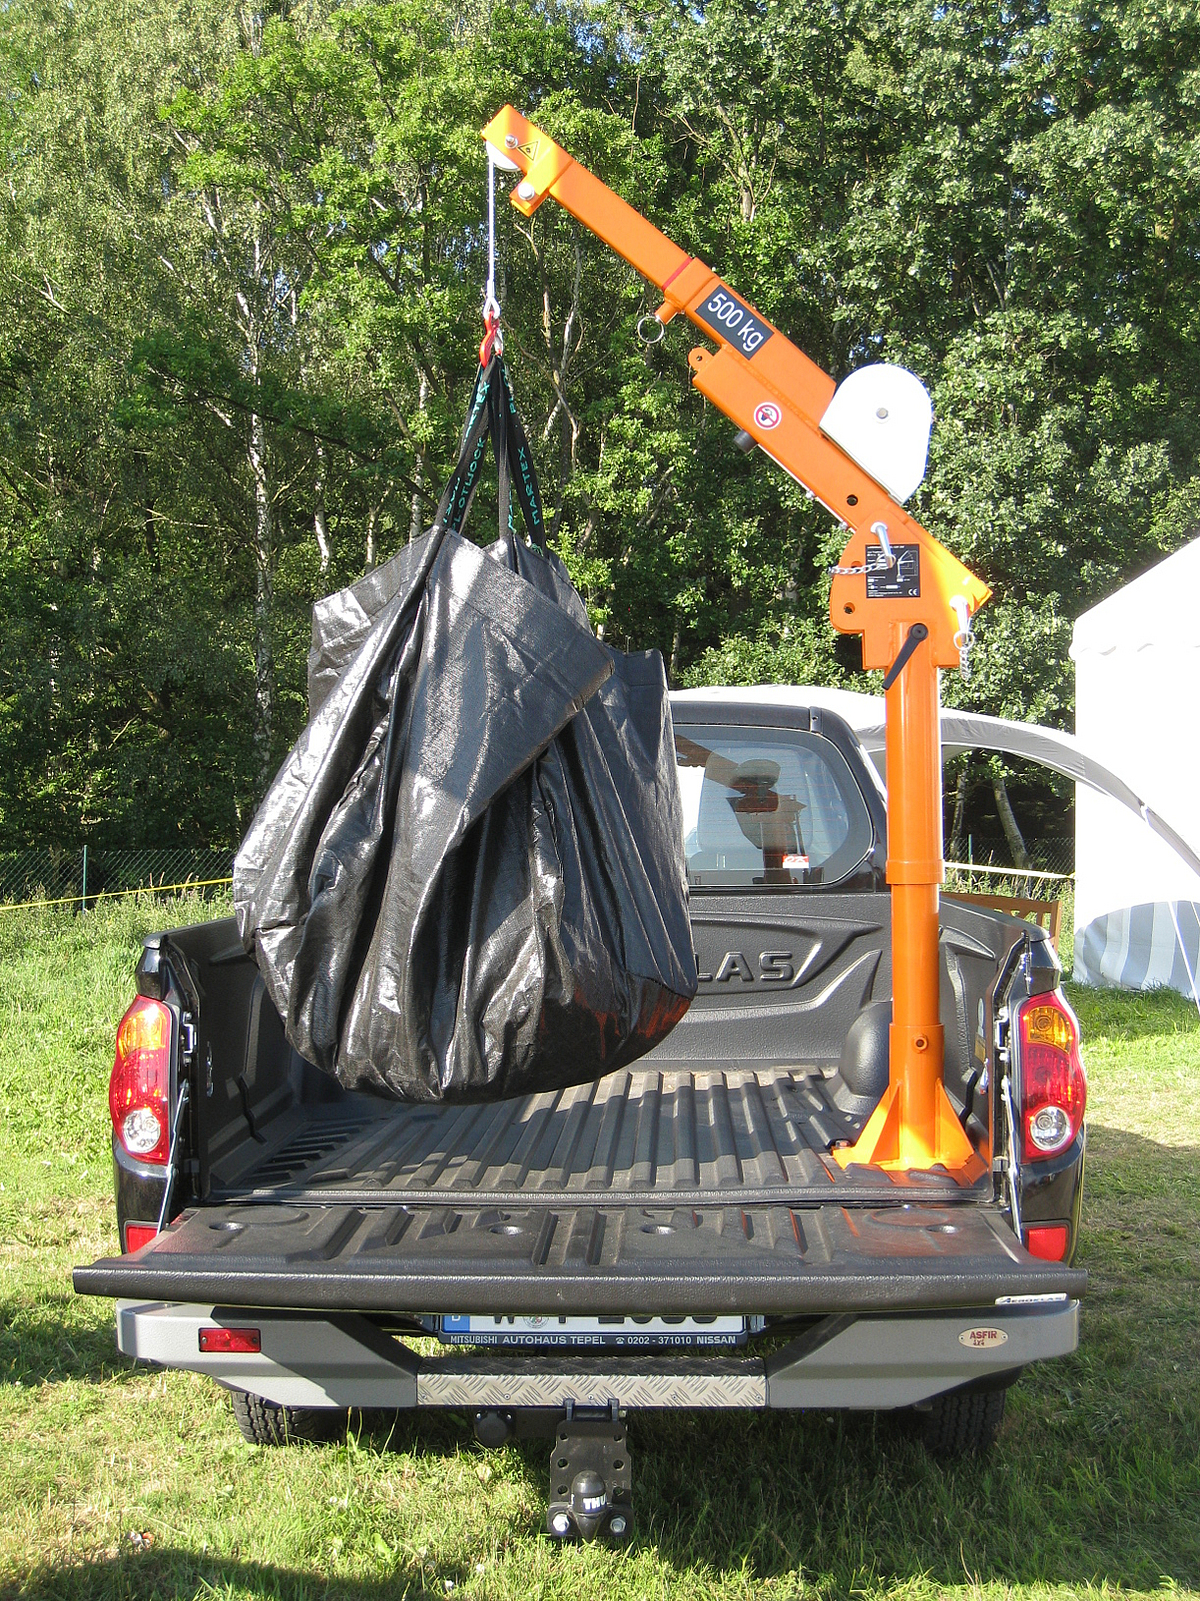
[{"xmin": 1, "ymin": 897, "xmax": 1198, "ymax": 1600}]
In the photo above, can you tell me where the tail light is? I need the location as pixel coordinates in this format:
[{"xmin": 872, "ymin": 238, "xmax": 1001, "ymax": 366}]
[
  {"xmin": 1016, "ymin": 991, "xmax": 1086, "ymax": 1161},
  {"xmin": 199, "ymin": 1327, "xmax": 261, "ymax": 1353},
  {"xmin": 1026, "ymin": 1224, "xmax": 1069, "ymax": 1261},
  {"xmin": 109, "ymin": 996, "xmax": 172, "ymax": 1164}
]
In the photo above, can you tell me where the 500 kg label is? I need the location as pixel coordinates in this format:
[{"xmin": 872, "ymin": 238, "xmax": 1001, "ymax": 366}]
[{"xmin": 695, "ymin": 288, "xmax": 774, "ymax": 359}]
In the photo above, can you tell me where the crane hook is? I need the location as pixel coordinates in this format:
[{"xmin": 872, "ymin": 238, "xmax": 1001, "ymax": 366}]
[{"xmin": 480, "ymin": 146, "xmax": 504, "ymax": 365}]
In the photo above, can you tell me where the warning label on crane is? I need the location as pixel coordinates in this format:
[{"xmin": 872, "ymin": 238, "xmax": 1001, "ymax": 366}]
[
  {"xmin": 694, "ymin": 286, "xmax": 775, "ymax": 360},
  {"xmin": 865, "ymin": 543, "xmax": 921, "ymax": 599}
]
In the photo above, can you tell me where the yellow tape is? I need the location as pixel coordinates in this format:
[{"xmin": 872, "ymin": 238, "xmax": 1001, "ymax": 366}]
[{"xmin": 0, "ymin": 877, "xmax": 234, "ymax": 913}]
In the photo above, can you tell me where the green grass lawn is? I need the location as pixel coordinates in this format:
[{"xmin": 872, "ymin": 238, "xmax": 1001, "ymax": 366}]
[{"xmin": 1, "ymin": 897, "xmax": 1197, "ymax": 1600}]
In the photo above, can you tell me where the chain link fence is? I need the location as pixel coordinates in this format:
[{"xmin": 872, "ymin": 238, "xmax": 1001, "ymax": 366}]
[
  {"xmin": 0, "ymin": 847, "xmax": 235, "ymax": 912},
  {"xmin": 944, "ymin": 837, "xmax": 1074, "ymax": 896},
  {"xmin": 1, "ymin": 839, "xmax": 1076, "ymax": 936}
]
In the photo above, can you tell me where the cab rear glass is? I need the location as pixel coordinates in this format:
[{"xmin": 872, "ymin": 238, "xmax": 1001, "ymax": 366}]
[{"xmin": 674, "ymin": 724, "xmax": 874, "ymax": 888}]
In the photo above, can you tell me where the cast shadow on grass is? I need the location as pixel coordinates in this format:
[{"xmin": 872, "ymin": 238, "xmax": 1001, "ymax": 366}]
[
  {"xmin": 3, "ymin": 1549, "xmax": 463, "ymax": 1601},
  {"xmin": 1077, "ymin": 1122, "xmax": 1200, "ymax": 1229},
  {"xmin": 9, "ymin": 1400, "xmax": 1198, "ymax": 1601},
  {"xmin": 0, "ymin": 1299, "xmax": 134, "ymax": 1388}
]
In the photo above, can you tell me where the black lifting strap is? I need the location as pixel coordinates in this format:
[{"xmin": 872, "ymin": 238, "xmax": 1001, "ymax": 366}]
[{"xmin": 430, "ymin": 354, "xmax": 549, "ymax": 561}]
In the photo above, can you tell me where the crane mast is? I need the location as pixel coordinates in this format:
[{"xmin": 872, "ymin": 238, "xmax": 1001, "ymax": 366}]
[{"xmin": 481, "ymin": 106, "xmax": 992, "ymax": 1176}]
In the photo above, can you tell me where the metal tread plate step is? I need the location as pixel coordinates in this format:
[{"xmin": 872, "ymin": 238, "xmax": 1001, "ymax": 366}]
[
  {"xmin": 75, "ymin": 1197, "xmax": 1085, "ymax": 1315},
  {"xmin": 221, "ymin": 1067, "xmax": 979, "ymax": 1206},
  {"xmin": 415, "ymin": 1352, "xmax": 768, "ymax": 1409}
]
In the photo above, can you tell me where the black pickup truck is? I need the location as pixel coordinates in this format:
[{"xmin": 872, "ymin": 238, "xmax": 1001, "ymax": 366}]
[{"xmin": 75, "ymin": 690, "xmax": 1086, "ymax": 1540}]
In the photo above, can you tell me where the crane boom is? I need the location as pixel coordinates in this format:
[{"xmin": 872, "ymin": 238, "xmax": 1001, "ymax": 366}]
[{"xmin": 481, "ymin": 106, "xmax": 994, "ymax": 1176}]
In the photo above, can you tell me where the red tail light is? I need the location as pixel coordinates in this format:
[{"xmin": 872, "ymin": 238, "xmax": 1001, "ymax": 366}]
[
  {"xmin": 109, "ymin": 996, "xmax": 172, "ymax": 1164},
  {"xmin": 1027, "ymin": 1225, "xmax": 1069, "ymax": 1261},
  {"xmin": 1016, "ymin": 992, "xmax": 1086, "ymax": 1161},
  {"xmin": 198, "ymin": 1327, "xmax": 261, "ymax": 1353}
]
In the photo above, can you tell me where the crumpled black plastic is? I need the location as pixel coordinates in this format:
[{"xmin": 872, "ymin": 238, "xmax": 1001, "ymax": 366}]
[{"xmin": 233, "ymin": 357, "xmax": 696, "ymax": 1102}]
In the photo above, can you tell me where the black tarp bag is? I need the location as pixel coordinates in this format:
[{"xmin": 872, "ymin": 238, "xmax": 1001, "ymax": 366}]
[{"xmin": 233, "ymin": 355, "xmax": 696, "ymax": 1102}]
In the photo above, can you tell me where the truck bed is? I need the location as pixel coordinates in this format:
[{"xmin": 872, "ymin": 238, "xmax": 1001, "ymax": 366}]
[
  {"xmin": 222, "ymin": 1066, "xmax": 978, "ymax": 1208},
  {"xmin": 83, "ymin": 1057, "xmax": 1080, "ymax": 1318},
  {"xmin": 78, "ymin": 895, "xmax": 1088, "ymax": 1319}
]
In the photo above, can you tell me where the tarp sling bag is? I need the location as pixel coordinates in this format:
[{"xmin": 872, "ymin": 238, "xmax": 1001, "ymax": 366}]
[{"xmin": 234, "ymin": 354, "xmax": 697, "ymax": 1103}]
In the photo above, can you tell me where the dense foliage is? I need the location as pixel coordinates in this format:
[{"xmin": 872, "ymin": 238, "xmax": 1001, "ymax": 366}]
[{"xmin": 2, "ymin": 0, "xmax": 1197, "ymax": 854}]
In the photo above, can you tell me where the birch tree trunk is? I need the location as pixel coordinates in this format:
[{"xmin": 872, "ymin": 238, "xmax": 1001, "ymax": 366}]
[
  {"xmin": 991, "ymin": 765, "xmax": 1031, "ymax": 870},
  {"xmin": 314, "ymin": 438, "xmax": 331, "ymax": 575},
  {"xmin": 248, "ymin": 400, "xmax": 274, "ymax": 792},
  {"xmin": 409, "ymin": 369, "xmax": 428, "ymax": 543}
]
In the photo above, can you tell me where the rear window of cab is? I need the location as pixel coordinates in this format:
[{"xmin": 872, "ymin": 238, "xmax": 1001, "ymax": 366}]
[{"xmin": 674, "ymin": 724, "xmax": 875, "ymax": 888}]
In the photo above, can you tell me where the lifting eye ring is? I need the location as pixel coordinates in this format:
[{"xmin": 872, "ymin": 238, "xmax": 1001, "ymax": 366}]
[{"xmin": 636, "ymin": 314, "xmax": 665, "ymax": 346}]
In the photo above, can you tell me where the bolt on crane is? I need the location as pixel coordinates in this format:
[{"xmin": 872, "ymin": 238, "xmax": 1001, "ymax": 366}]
[{"xmin": 481, "ymin": 106, "xmax": 992, "ymax": 1175}]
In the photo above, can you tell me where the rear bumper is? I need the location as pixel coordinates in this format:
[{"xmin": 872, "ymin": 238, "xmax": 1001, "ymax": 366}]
[{"xmin": 115, "ymin": 1298, "xmax": 1078, "ymax": 1412}]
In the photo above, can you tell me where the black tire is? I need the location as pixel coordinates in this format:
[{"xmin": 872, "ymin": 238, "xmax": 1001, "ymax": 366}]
[
  {"xmin": 229, "ymin": 1388, "xmax": 347, "ymax": 1446},
  {"xmin": 919, "ymin": 1385, "xmax": 1007, "ymax": 1460}
]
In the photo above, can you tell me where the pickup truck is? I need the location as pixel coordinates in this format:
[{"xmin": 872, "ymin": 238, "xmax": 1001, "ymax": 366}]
[{"xmin": 75, "ymin": 689, "xmax": 1086, "ymax": 1540}]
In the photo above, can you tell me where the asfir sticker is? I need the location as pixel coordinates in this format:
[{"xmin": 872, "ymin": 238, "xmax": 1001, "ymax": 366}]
[{"xmin": 958, "ymin": 1326, "xmax": 1008, "ymax": 1349}]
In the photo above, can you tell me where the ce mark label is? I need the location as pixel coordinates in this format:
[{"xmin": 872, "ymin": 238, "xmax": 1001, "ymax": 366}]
[{"xmin": 694, "ymin": 286, "xmax": 775, "ymax": 359}]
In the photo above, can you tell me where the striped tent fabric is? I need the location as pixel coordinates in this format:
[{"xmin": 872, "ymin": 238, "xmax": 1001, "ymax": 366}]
[{"xmin": 1075, "ymin": 902, "xmax": 1200, "ymax": 996}]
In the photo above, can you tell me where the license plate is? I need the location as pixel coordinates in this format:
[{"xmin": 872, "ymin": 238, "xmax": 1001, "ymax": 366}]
[{"xmin": 434, "ymin": 1314, "xmax": 747, "ymax": 1348}]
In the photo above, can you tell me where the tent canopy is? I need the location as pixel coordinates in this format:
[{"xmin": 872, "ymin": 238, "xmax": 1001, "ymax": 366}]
[
  {"xmin": 672, "ymin": 684, "xmax": 1200, "ymax": 882},
  {"xmin": 1071, "ymin": 538, "xmax": 1200, "ymax": 656},
  {"xmin": 1068, "ymin": 537, "xmax": 1200, "ymax": 995}
]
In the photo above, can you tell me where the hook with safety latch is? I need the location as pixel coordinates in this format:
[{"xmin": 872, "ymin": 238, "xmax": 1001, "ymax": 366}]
[{"xmin": 480, "ymin": 137, "xmax": 518, "ymax": 365}]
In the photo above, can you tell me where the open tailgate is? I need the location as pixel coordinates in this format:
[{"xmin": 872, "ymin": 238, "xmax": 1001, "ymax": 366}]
[{"xmin": 75, "ymin": 1197, "xmax": 1084, "ymax": 1315}]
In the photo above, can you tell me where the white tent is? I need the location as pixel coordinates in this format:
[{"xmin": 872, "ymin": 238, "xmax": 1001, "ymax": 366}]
[{"xmin": 1071, "ymin": 538, "xmax": 1200, "ymax": 996}]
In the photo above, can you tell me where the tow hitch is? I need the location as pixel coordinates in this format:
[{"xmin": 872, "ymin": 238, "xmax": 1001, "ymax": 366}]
[{"xmin": 546, "ymin": 1402, "xmax": 632, "ymax": 1542}]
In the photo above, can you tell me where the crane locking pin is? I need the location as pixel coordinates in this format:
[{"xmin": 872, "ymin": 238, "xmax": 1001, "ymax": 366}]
[
  {"xmin": 870, "ymin": 520, "xmax": 896, "ymax": 569},
  {"xmin": 949, "ymin": 595, "xmax": 974, "ymax": 680}
]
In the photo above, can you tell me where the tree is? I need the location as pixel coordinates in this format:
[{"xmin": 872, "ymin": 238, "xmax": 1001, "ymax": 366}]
[
  {"xmin": 2, "ymin": 0, "xmax": 1197, "ymax": 862},
  {"xmin": 0, "ymin": 0, "xmax": 256, "ymax": 847}
]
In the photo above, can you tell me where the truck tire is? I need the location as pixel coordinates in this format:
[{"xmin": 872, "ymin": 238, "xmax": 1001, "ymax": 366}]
[
  {"xmin": 919, "ymin": 1385, "xmax": 1007, "ymax": 1460},
  {"xmin": 229, "ymin": 1388, "xmax": 347, "ymax": 1446}
]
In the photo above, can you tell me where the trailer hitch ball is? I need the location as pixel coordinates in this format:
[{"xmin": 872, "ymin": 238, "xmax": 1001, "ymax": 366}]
[{"xmin": 568, "ymin": 1468, "xmax": 609, "ymax": 1539}]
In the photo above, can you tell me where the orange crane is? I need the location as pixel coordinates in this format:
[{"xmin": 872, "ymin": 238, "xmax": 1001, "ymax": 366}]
[{"xmin": 481, "ymin": 107, "xmax": 992, "ymax": 1175}]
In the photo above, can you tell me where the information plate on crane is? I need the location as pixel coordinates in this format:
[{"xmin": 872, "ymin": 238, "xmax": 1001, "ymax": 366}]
[
  {"xmin": 865, "ymin": 543, "xmax": 921, "ymax": 599},
  {"xmin": 693, "ymin": 287, "xmax": 775, "ymax": 359}
]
